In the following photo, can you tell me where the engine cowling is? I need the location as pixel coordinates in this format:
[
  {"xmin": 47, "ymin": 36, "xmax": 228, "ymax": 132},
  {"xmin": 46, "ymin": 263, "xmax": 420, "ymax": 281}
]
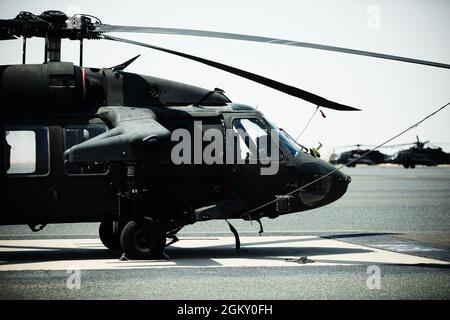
[{"xmin": 0, "ymin": 61, "xmax": 83, "ymax": 116}]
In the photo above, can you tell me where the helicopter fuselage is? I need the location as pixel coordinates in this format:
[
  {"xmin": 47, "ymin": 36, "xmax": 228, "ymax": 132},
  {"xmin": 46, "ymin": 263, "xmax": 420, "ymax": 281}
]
[{"xmin": 0, "ymin": 61, "xmax": 349, "ymax": 232}]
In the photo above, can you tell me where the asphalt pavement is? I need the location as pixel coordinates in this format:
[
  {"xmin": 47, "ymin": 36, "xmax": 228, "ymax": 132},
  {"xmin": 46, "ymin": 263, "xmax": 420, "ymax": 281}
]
[{"xmin": 0, "ymin": 166, "xmax": 449, "ymax": 299}]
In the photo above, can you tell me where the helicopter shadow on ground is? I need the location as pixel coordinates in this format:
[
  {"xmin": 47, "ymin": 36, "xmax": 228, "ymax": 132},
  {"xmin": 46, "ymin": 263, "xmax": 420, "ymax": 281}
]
[
  {"xmin": 0, "ymin": 244, "xmax": 120, "ymax": 267},
  {"xmin": 164, "ymin": 246, "xmax": 372, "ymax": 267},
  {"xmin": 0, "ymin": 236, "xmax": 375, "ymax": 268},
  {"xmin": 162, "ymin": 235, "xmax": 377, "ymax": 267}
]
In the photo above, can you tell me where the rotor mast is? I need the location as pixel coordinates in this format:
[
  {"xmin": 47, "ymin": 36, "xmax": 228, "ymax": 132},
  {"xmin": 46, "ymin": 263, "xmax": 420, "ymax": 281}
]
[
  {"xmin": 45, "ymin": 35, "xmax": 61, "ymax": 62},
  {"xmin": 40, "ymin": 11, "xmax": 67, "ymax": 63}
]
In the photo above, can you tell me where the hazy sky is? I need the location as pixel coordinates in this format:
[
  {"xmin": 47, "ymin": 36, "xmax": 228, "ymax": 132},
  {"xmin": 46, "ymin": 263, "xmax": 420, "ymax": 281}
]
[{"xmin": 1, "ymin": 0, "xmax": 449, "ymax": 158}]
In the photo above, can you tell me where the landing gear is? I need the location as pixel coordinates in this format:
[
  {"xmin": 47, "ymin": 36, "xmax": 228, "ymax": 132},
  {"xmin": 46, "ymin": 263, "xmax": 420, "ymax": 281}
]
[
  {"xmin": 120, "ymin": 217, "xmax": 166, "ymax": 259},
  {"xmin": 226, "ymin": 220, "xmax": 241, "ymax": 250},
  {"xmin": 99, "ymin": 221, "xmax": 123, "ymax": 250}
]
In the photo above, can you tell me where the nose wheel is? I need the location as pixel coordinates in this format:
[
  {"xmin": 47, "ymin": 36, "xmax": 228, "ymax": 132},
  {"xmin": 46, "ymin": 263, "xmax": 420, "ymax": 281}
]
[{"xmin": 120, "ymin": 217, "xmax": 166, "ymax": 259}]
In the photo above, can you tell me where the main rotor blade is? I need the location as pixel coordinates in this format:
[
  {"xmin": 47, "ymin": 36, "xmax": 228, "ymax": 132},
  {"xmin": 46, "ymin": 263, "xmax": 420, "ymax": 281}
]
[
  {"xmin": 337, "ymin": 144, "xmax": 375, "ymax": 149},
  {"xmin": 100, "ymin": 34, "xmax": 360, "ymax": 111},
  {"xmin": 96, "ymin": 25, "xmax": 450, "ymax": 70},
  {"xmin": 381, "ymin": 143, "xmax": 414, "ymax": 148}
]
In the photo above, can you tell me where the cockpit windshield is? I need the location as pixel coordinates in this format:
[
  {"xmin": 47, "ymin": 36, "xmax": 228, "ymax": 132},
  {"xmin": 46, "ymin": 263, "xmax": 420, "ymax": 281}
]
[{"xmin": 265, "ymin": 119, "xmax": 300, "ymax": 158}]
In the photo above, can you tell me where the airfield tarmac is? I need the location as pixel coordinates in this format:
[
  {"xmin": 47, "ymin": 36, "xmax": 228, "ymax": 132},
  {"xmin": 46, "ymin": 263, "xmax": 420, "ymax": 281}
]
[{"xmin": 0, "ymin": 166, "xmax": 449, "ymax": 299}]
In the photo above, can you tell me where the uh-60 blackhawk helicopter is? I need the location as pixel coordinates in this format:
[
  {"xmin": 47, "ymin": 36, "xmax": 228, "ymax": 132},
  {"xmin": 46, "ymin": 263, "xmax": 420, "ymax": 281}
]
[
  {"xmin": 329, "ymin": 144, "xmax": 389, "ymax": 167},
  {"xmin": 0, "ymin": 11, "xmax": 448, "ymax": 259},
  {"xmin": 387, "ymin": 136, "xmax": 450, "ymax": 168}
]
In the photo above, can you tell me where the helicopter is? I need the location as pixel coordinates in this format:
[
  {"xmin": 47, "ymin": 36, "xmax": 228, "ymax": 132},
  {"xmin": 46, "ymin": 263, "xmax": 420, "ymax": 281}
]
[
  {"xmin": 329, "ymin": 144, "xmax": 389, "ymax": 167},
  {"xmin": 387, "ymin": 136, "xmax": 450, "ymax": 168},
  {"xmin": 0, "ymin": 10, "xmax": 449, "ymax": 259}
]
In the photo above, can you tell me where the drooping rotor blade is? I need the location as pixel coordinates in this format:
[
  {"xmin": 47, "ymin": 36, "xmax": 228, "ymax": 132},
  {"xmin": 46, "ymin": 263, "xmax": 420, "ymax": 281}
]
[
  {"xmin": 101, "ymin": 34, "xmax": 360, "ymax": 111},
  {"xmin": 95, "ymin": 25, "xmax": 450, "ymax": 70}
]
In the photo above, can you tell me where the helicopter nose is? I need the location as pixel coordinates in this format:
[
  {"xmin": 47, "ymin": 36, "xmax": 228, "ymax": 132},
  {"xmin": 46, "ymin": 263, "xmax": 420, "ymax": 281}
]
[
  {"xmin": 295, "ymin": 155, "xmax": 350, "ymax": 208},
  {"xmin": 328, "ymin": 169, "xmax": 351, "ymax": 203}
]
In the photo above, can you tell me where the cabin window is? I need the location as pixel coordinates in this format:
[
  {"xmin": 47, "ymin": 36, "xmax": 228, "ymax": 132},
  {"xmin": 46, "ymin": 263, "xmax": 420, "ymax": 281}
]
[
  {"xmin": 64, "ymin": 124, "xmax": 108, "ymax": 175},
  {"xmin": 4, "ymin": 127, "xmax": 50, "ymax": 176}
]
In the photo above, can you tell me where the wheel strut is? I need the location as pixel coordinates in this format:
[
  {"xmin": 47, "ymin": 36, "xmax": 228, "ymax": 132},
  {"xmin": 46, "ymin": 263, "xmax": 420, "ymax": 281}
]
[{"xmin": 226, "ymin": 220, "xmax": 240, "ymax": 250}]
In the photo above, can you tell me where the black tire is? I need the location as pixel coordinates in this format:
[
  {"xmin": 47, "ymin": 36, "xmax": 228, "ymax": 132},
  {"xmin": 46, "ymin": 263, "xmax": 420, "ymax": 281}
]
[
  {"xmin": 99, "ymin": 221, "xmax": 123, "ymax": 250},
  {"xmin": 120, "ymin": 217, "xmax": 166, "ymax": 259},
  {"xmin": 410, "ymin": 164, "xmax": 416, "ymax": 169},
  {"xmin": 403, "ymin": 163, "xmax": 410, "ymax": 168}
]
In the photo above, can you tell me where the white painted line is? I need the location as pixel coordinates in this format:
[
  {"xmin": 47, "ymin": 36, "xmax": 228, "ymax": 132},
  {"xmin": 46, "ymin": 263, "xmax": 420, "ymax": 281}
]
[
  {"xmin": 373, "ymin": 244, "xmax": 444, "ymax": 252},
  {"xmin": 0, "ymin": 236, "xmax": 447, "ymax": 271}
]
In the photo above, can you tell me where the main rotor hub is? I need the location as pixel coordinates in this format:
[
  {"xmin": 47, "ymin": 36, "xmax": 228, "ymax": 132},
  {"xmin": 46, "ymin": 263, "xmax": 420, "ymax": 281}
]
[
  {"xmin": 40, "ymin": 10, "xmax": 68, "ymax": 26},
  {"xmin": 0, "ymin": 10, "xmax": 102, "ymax": 64},
  {"xmin": 0, "ymin": 10, "xmax": 101, "ymax": 40}
]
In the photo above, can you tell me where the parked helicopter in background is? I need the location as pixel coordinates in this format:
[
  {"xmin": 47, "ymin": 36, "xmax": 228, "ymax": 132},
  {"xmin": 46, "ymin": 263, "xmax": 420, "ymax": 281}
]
[
  {"xmin": 387, "ymin": 136, "xmax": 450, "ymax": 168},
  {"xmin": 329, "ymin": 144, "xmax": 389, "ymax": 167}
]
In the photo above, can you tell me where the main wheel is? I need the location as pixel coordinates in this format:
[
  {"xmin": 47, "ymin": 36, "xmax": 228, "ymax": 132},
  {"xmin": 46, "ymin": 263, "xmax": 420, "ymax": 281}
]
[
  {"xmin": 120, "ymin": 217, "xmax": 166, "ymax": 259},
  {"xmin": 99, "ymin": 221, "xmax": 123, "ymax": 250}
]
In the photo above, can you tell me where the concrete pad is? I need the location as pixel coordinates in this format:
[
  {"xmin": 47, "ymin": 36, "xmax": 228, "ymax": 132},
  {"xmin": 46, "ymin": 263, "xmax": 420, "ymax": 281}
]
[{"xmin": 0, "ymin": 236, "xmax": 448, "ymax": 271}]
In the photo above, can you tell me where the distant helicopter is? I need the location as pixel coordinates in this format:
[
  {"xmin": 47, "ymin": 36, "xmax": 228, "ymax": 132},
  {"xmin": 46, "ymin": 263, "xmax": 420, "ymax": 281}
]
[
  {"xmin": 329, "ymin": 144, "xmax": 389, "ymax": 167},
  {"xmin": 387, "ymin": 136, "xmax": 450, "ymax": 168},
  {"xmin": 0, "ymin": 11, "xmax": 448, "ymax": 259}
]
